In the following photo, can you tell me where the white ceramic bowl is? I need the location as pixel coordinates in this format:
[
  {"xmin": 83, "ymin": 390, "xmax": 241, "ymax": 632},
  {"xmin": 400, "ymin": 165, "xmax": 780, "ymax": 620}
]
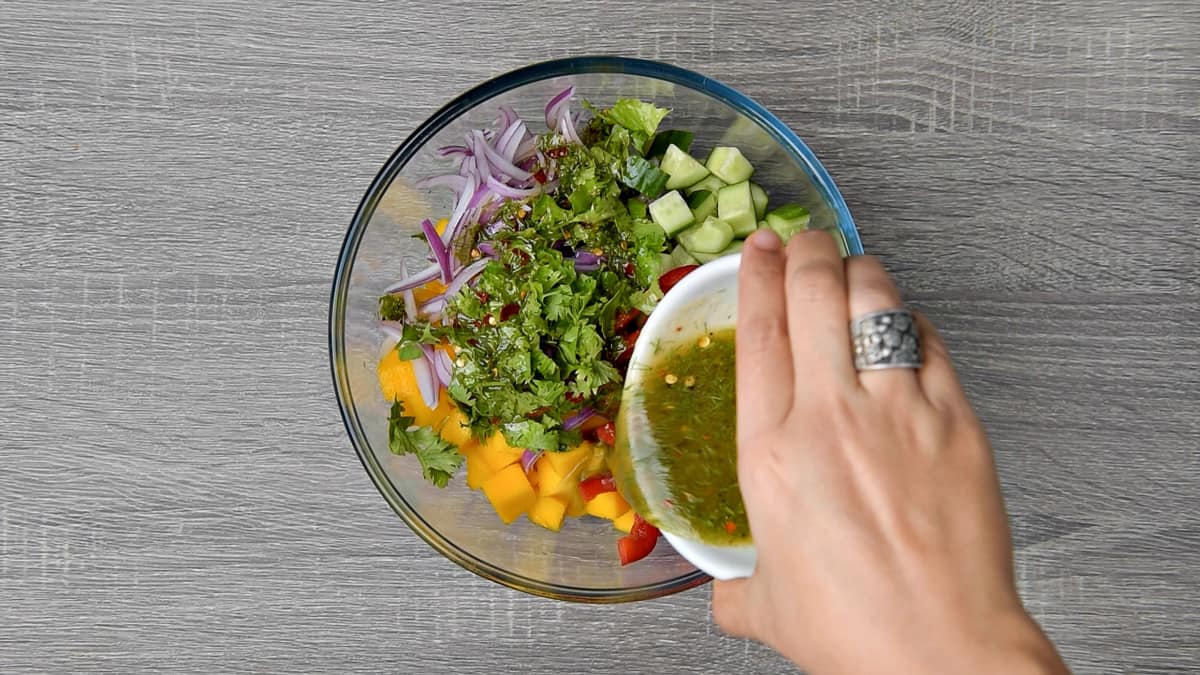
[{"xmin": 620, "ymin": 254, "xmax": 756, "ymax": 580}]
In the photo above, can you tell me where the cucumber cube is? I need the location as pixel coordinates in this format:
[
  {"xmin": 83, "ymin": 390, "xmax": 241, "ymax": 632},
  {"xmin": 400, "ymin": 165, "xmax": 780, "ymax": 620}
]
[
  {"xmin": 670, "ymin": 244, "xmax": 699, "ymax": 267},
  {"xmin": 692, "ymin": 240, "xmax": 745, "ymax": 263},
  {"xmin": 648, "ymin": 190, "xmax": 694, "ymax": 236},
  {"xmin": 661, "ymin": 144, "xmax": 711, "ymax": 190},
  {"xmin": 717, "ymin": 181, "xmax": 757, "ymax": 237},
  {"xmin": 706, "ymin": 146, "xmax": 754, "ymax": 184},
  {"xmin": 687, "ymin": 189, "xmax": 717, "ymax": 223},
  {"xmin": 749, "ymin": 183, "xmax": 769, "ymax": 220},
  {"xmin": 678, "ymin": 216, "xmax": 735, "ymax": 254},
  {"xmin": 685, "ymin": 173, "xmax": 727, "ymax": 196},
  {"xmin": 764, "ymin": 204, "xmax": 811, "ymax": 240}
]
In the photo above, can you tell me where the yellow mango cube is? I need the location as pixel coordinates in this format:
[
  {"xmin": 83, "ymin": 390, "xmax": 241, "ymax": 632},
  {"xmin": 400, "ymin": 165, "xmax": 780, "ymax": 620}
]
[
  {"xmin": 583, "ymin": 442, "xmax": 608, "ymax": 476},
  {"xmin": 543, "ymin": 443, "xmax": 592, "ymax": 479},
  {"xmin": 537, "ymin": 459, "xmax": 579, "ymax": 498},
  {"xmin": 482, "ymin": 464, "xmax": 537, "ymax": 524},
  {"xmin": 528, "ymin": 496, "xmax": 568, "ymax": 532},
  {"xmin": 438, "ymin": 408, "xmax": 473, "ymax": 448},
  {"xmin": 612, "ymin": 509, "xmax": 636, "ymax": 534},
  {"xmin": 585, "ymin": 492, "xmax": 630, "ymax": 520},
  {"xmin": 377, "ymin": 349, "xmax": 454, "ymax": 428},
  {"xmin": 463, "ymin": 446, "xmax": 492, "ymax": 491},
  {"xmin": 478, "ymin": 433, "xmax": 524, "ymax": 472}
]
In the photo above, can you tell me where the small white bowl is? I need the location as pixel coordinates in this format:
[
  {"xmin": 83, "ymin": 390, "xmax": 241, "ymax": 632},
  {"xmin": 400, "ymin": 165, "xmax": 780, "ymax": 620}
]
[{"xmin": 622, "ymin": 254, "xmax": 756, "ymax": 580}]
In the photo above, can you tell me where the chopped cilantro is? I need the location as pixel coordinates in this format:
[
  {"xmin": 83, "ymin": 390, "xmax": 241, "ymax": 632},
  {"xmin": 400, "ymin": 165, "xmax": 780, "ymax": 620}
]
[{"xmin": 387, "ymin": 401, "xmax": 464, "ymax": 488}]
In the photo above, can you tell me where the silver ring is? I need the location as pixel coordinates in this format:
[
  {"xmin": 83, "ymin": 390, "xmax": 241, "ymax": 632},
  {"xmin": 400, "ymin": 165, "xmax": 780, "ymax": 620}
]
[{"xmin": 851, "ymin": 309, "xmax": 922, "ymax": 370}]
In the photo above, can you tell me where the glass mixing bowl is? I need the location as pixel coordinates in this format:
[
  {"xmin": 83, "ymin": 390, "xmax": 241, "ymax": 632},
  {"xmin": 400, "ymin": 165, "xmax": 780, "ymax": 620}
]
[{"xmin": 329, "ymin": 57, "xmax": 862, "ymax": 602}]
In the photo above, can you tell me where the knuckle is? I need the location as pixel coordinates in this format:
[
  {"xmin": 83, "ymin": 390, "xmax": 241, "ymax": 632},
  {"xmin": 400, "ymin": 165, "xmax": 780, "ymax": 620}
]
[
  {"xmin": 787, "ymin": 259, "xmax": 844, "ymax": 302},
  {"xmin": 738, "ymin": 314, "xmax": 788, "ymax": 351}
]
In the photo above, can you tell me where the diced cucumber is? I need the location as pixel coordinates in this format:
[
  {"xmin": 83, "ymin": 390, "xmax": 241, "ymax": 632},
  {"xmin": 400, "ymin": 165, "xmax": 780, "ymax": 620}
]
[
  {"xmin": 678, "ymin": 216, "xmax": 735, "ymax": 254},
  {"xmin": 692, "ymin": 240, "xmax": 744, "ymax": 263},
  {"xmin": 648, "ymin": 190, "xmax": 694, "ymax": 236},
  {"xmin": 757, "ymin": 219, "xmax": 769, "ymax": 230},
  {"xmin": 659, "ymin": 252, "xmax": 674, "ymax": 271},
  {"xmin": 687, "ymin": 190, "xmax": 717, "ymax": 223},
  {"xmin": 685, "ymin": 174, "xmax": 727, "ymax": 196},
  {"xmin": 627, "ymin": 199, "xmax": 648, "ymax": 219},
  {"xmin": 764, "ymin": 204, "xmax": 811, "ymax": 240},
  {"xmin": 670, "ymin": 244, "xmax": 699, "ymax": 267},
  {"xmin": 661, "ymin": 144, "xmax": 711, "ymax": 190},
  {"xmin": 705, "ymin": 146, "xmax": 754, "ymax": 184},
  {"xmin": 717, "ymin": 181, "xmax": 758, "ymax": 238},
  {"xmin": 749, "ymin": 183, "xmax": 769, "ymax": 220}
]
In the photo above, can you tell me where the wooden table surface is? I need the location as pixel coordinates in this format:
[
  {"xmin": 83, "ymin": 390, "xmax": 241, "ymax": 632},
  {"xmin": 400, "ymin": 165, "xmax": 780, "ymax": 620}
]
[{"xmin": 2, "ymin": 1, "xmax": 1197, "ymax": 673}]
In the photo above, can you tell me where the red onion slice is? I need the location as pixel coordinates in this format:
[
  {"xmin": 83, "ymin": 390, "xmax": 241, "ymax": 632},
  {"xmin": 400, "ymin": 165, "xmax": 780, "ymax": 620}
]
[
  {"xmin": 410, "ymin": 351, "xmax": 440, "ymax": 410},
  {"xmin": 433, "ymin": 349, "xmax": 454, "ymax": 387},
  {"xmin": 443, "ymin": 257, "xmax": 492, "ymax": 300},
  {"xmin": 486, "ymin": 175, "xmax": 538, "ymax": 200},
  {"xmin": 415, "ymin": 174, "xmax": 468, "ymax": 193},
  {"xmin": 563, "ymin": 408, "xmax": 595, "ymax": 431},
  {"xmin": 436, "ymin": 144, "xmax": 469, "ymax": 158},
  {"xmin": 520, "ymin": 449, "xmax": 543, "ymax": 474},
  {"xmin": 383, "ymin": 262, "xmax": 440, "ymax": 294},
  {"xmin": 544, "ymin": 85, "xmax": 575, "ymax": 130},
  {"xmin": 475, "ymin": 130, "xmax": 533, "ymax": 181},
  {"xmin": 421, "ymin": 219, "xmax": 454, "ymax": 283}
]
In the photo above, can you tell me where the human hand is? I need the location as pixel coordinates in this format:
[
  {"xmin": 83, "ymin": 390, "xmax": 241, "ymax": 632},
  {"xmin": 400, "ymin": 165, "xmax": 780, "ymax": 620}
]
[{"xmin": 713, "ymin": 229, "xmax": 1068, "ymax": 675}]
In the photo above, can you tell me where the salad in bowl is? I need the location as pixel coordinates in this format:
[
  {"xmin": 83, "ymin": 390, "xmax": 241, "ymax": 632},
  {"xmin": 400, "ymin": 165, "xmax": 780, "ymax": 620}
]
[{"xmin": 331, "ymin": 57, "xmax": 859, "ymax": 601}]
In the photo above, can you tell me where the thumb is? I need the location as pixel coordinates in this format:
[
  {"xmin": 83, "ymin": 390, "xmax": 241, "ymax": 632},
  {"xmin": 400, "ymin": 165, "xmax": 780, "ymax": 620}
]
[{"xmin": 712, "ymin": 577, "xmax": 756, "ymax": 639}]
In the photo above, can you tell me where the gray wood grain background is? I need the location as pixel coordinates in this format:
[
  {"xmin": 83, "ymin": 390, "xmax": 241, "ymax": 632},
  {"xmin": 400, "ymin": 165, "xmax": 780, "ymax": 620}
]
[{"xmin": 2, "ymin": 1, "xmax": 1197, "ymax": 673}]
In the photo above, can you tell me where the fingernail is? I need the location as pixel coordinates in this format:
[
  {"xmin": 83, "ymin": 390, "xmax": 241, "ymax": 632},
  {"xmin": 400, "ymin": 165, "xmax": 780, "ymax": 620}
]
[{"xmin": 748, "ymin": 229, "xmax": 781, "ymax": 251}]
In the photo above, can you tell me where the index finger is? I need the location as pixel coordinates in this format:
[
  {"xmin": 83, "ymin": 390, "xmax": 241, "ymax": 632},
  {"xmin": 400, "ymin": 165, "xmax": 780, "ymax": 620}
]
[{"xmin": 737, "ymin": 230, "xmax": 794, "ymax": 431}]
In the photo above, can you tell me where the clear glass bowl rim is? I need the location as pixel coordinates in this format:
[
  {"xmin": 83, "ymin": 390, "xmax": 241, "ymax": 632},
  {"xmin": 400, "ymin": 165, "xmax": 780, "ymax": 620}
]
[{"xmin": 328, "ymin": 56, "xmax": 862, "ymax": 603}]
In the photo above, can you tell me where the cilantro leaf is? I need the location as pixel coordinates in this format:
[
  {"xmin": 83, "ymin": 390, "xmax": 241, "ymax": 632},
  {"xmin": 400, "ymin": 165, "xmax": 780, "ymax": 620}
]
[{"xmin": 387, "ymin": 401, "xmax": 463, "ymax": 488}]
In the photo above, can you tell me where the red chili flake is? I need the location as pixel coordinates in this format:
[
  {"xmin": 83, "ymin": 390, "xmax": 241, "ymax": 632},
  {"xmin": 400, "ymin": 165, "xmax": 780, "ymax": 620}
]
[
  {"xmin": 467, "ymin": 339, "xmax": 478, "ymax": 347},
  {"xmin": 499, "ymin": 303, "xmax": 519, "ymax": 321},
  {"xmin": 623, "ymin": 262, "xmax": 636, "ymax": 277},
  {"xmin": 565, "ymin": 391, "xmax": 584, "ymax": 403},
  {"xmin": 546, "ymin": 145, "xmax": 569, "ymax": 159},
  {"xmin": 533, "ymin": 168, "xmax": 548, "ymax": 183},
  {"xmin": 476, "ymin": 290, "xmax": 490, "ymax": 303},
  {"xmin": 724, "ymin": 521, "xmax": 737, "ymax": 535}
]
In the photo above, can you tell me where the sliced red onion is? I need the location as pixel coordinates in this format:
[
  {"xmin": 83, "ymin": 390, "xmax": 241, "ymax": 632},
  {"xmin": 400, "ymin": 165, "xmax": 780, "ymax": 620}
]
[
  {"xmin": 563, "ymin": 408, "xmax": 595, "ymax": 431},
  {"xmin": 419, "ymin": 296, "xmax": 446, "ymax": 316},
  {"xmin": 399, "ymin": 261, "xmax": 419, "ymax": 321},
  {"xmin": 415, "ymin": 174, "xmax": 468, "ymax": 193},
  {"xmin": 486, "ymin": 175, "xmax": 539, "ymax": 200},
  {"xmin": 573, "ymin": 258, "xmax": 601, "ymax": 273},
  {"xmin": 436, "ymin": 144, "xmax": 469, "ymax": 158},
  {"xmin": 496, "ymin": 105, "xmax": 518, "ymax": 129},
  {"xmin": 520, "ymin": 449, "xmax": 543, "ymax": 474},
  {"xmin": 466, "ymin": 180, "xmax": 492, "ymax": 210},
  {"xmin": 574, "ymin": 251, "xmax": 600, "ymax": 265},
  {"xmin": 421, "ymin": 219, "xmax": 454, "ymax": 283},
  {"xmin": 476, "ymin": 241, "xmax": 497, "ymax": 257},
  {"xmin": 475, "ymin": 130, "xmax": 533, "ymax": 181},
  {"xmin": 483, "ymin": 221, "xmax": 507, "ymax": 236},
  {"xmin": 384, "ymin": 262, "xmax": 440, "ymax": 294},
  {"xmin": 544, "ymin": 85, "xmax": 575, "ymax": 130},
  {"xmin": 410, "ymin": 351, "xmax": 440, "ymax": 410},
  {"xmin": 433, "ymin": 349, "xmax": 454, "ymax": 387},
  {"xmin": 442, "ymin": 173, "xmax": 480, "ymax": 245},
  {"xmin": 378, "ymin": 321, "xmax": 404, "ymax": 347},
  {"xmin": 495, "ymin": 120, "xmax": 526, "ymax": 160},
  {"xmin": 557, "ymin": 112, "xmax": 582, "ymax": 145},
  {"xmin": 443, "ymin": 257, "xmax": 492, "ymax": 300}
]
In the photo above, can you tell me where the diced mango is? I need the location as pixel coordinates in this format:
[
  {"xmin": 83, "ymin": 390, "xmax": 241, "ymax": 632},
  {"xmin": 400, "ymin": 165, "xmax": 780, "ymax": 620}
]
[
  {"xmin": 463, "ymin": 446, "xmax": 492, "ymax": 491},
  {"xmin": 482, "ymin": 464, "xmax": 537, "ymax": 524},
  {"xmin": 528, "ymin": 495, "xmax": 568, "ymax": 532},
  {"xmin": 585, "ymin": 492, "xmax": 630, "ymax": 520},
  {"xmin": 413, "ymin": 279, "xmax": 448, "ymax": 305},
  {"xmin": 535, "ymin": 458, "xmax": 577, "ymax": 498},
  {"xmin": 438, "ymin": 408, "xmax": 473, "ymax": 448},
  {"xmin": 565, "ymin": 491, "xmax": 587, "ymax": 517},
  {"xmin": 478, "ymin": 433, "xmax": 524, "ymax": 472},
  {"xmin": 543, "ymin": 443, "xmax": 593, "ymax": 479},
  {"xmin": 434, "ymin": 217, "xmax": 449, "ymax": 235},
  {"xmin": 377, "ymin": 349, "xmax": 454, "ymax": 428},
  {"xmin": 613, "ymin": 509, "xmax": 636, "ymax": 534}
]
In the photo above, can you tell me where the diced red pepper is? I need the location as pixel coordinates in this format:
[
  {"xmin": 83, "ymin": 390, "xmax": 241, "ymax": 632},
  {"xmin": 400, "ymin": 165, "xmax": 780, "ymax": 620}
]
[
  {"xmin": 617, "ymin": 514, "xmax": 661, "ymax": 566},
  {"xmin": 595, "ymin": 420, "xmax": 617, "ymax": 446},
  {"xmin": 613, "ymin": 308, "xmax": 642, "ymax": 333},
  {"xmin": 579, "ymin": 474, "xmax": 617, "ymax": 501},
  {"xmin": 499, "ymin": 303, "xmax": 519, "ymax": 321},
  {"xmin": 658, "ymin": 265, "xmax": 699, "ymax": 294}
]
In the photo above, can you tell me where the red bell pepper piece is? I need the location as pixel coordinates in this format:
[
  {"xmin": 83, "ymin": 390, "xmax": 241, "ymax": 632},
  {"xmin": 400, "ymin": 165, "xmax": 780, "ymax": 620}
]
[
  {"xmin": 657, "ymin": 265, "xmax": 699, "ymax": 294},
  {"xmin": 595, "ymin": 420, "xmax": 617, "ymax": 446},
  {"xmin": 617, "ymin": 514, "xmax": 661, "ymax": 565},
  {"xmin": 579, "ymin": 474, "xmax": 617, "ymax": 501}
]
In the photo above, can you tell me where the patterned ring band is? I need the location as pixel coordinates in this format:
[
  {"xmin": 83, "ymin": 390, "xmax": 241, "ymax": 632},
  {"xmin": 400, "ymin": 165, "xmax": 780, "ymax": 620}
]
[{"xmin": 851, "ymin": 308, "xmax": 923, "ymax": 370}]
